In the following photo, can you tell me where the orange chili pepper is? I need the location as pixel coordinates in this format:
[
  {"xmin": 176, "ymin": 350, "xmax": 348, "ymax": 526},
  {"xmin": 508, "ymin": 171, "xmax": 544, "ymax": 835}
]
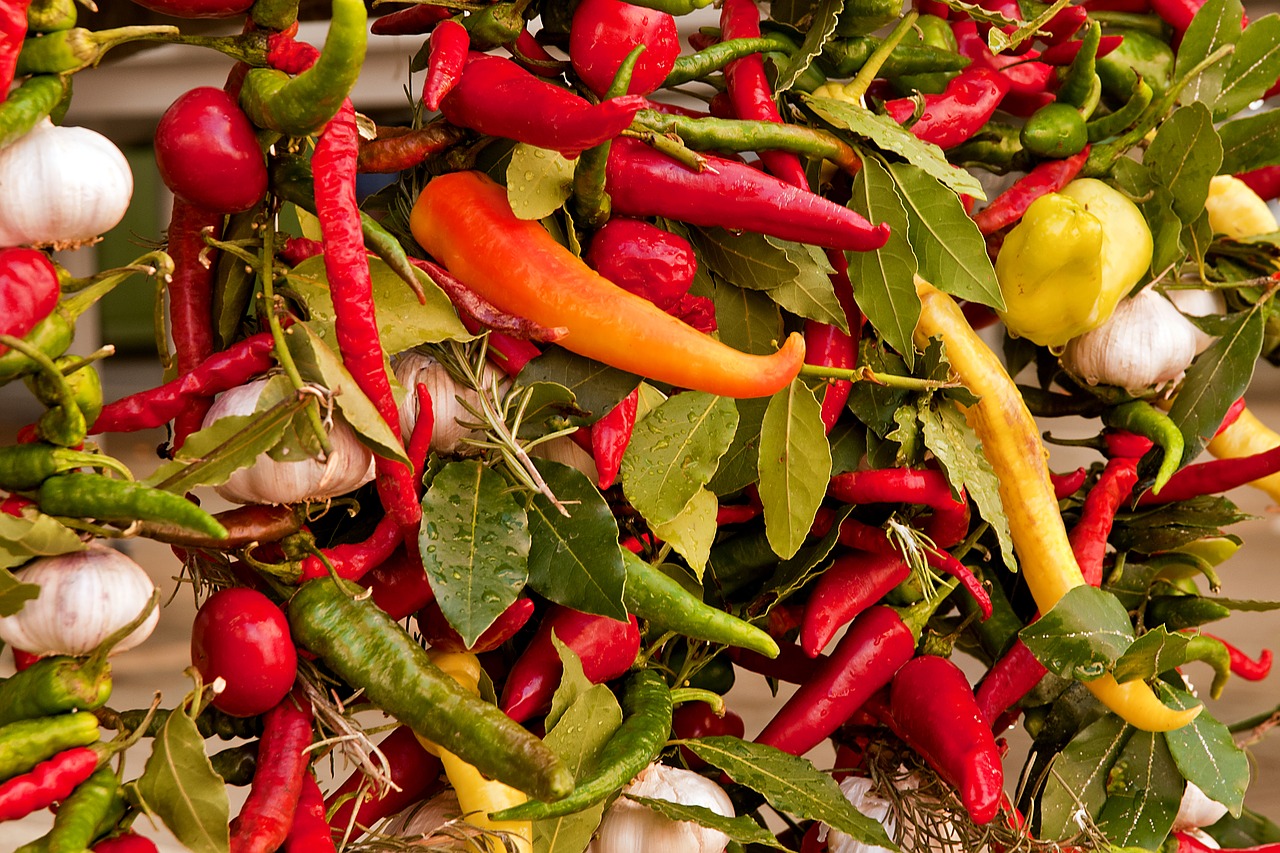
[{"xmin": 409, "ymin": 170, "xmax": 806, "ymax": 399}]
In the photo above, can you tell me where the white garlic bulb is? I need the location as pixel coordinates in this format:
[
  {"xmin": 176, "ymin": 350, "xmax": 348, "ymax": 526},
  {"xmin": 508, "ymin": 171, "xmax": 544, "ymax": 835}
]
[
  {"xmin": 204, "ymin": 379, "xmax": 375, "ymax": 505},
  {"xmin": 588, "ymin": 763, "xmax": 734, "ymax": 853},
  {"xmin": 394, "ymin": 351, "xmax": 508, "ymax": 454},
  {"xmin": 1166, "ymin": 288, "xmax": 1225, "ymax": 354},
  {"xmin": 1172, "ymin": 782, "xmax": 1229, "ymax": 832},
  {"xmin": 1061, "ymin": 288, "xmax": 1201, "ymax": 394},
  {"xmin": 824, "ymin": 777, "xmax": 899, "ymax": 853}
]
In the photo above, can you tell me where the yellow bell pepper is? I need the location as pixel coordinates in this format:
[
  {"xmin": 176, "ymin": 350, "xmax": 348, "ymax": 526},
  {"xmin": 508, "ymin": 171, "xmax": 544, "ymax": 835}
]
[{"xmin": 416, "ymin": 650, "xmax": 534, "ymax": 853}]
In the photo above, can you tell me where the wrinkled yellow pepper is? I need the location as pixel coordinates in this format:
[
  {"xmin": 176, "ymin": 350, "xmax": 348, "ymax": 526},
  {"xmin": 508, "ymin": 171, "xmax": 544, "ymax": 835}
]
[
  {"xmin": 996, "ymin": 178, "xmax": 1152, "ymax": 350},
  {"xmin": 416, "ymin": 650, "xmax": 534, "ymax": 853},
  {"xmin": 1205, "ymin": 175, "xmax": 1278, "ymax": 239}
]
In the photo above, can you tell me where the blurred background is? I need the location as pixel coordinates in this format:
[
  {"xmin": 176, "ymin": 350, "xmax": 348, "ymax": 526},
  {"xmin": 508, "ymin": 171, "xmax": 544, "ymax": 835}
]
[{"xmin": 3, "ymin": 2, "xmax": 1280, "ymax": 849}]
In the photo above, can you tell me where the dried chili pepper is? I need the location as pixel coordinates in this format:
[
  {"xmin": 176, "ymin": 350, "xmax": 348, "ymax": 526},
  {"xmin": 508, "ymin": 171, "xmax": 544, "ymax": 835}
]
[
  {"xmin": 230, "ymin": 692, "xmax": 313, "ymax": 853},
  {"xmin": 1068, "ymin": 456, "xmax": 1139, "ymax": 586},
  {"xmin": 882, "ymin": 64, "xmax": 1010, "ymax": 149},
  {"xmin": 423, "ymin": 19, "xmax": 469, "ymax": 111},
  {"xmin": 441, "ymin": 53, "xmax": 646, "ymax": 158},
  {"xmin": 413, "ymin": 170, "xmax": 813, "ymax": 398},
  {"xmin": 91, "ymin": 332, "xmax": 274, "ymax": 435},
  {"xmin": 800, "ymin": 550, "xmax": 911, "ymax": 658},
  {"xmin": 165, "ymin": 198, "xmax": 223, "ymax": 447},
  {"xmin": 886, "ymin": 654, "xmax": 1004, "ymax": 824},
  {"xmin": 356, "ymin": 122, "xmax": 468, "ymax": 174},
  {"xmin": 327, "ymin": 725, "xmax": 444, "ymax": 836},
  {"xmin": 973, "ymin": 146, "xmax": 1090, "ymax": 235}
]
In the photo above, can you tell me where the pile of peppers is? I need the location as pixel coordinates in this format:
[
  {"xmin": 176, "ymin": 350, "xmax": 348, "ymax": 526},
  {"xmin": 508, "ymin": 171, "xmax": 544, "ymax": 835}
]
[{"xmin": 3, "ymin": 0, "xmax": 1280, "ymax": 849}]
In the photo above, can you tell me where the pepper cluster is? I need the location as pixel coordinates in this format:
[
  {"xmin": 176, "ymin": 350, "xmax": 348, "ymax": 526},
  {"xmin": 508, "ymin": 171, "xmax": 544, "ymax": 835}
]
[{"xmin": 2, "ymin": 0, "xmax": 1280, "ymax": 849}]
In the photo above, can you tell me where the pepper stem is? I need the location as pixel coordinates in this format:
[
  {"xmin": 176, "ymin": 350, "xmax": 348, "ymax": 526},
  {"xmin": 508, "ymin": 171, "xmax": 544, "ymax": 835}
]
[
  {"xmin": 83, "ymin": 589, "xmax": 160, "ymax": 679},
  {"xmin": 844, "ymin": 11, "xmax": 919, "ymax": 103},
  {"xmin": 799, "ymin": 363, "xmax": 956, "ymax": 391},
  {"xmin": 669, "ymin": 688, "xmax": 726, "ymax": 716},
  {"xmin": 894, "ymin": 576, "xmax": 959, "ymax": 641}
]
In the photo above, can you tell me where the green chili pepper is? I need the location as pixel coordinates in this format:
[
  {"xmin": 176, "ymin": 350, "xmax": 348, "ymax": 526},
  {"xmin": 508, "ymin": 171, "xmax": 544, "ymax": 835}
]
[
  {"xmin": 287, "ymin": 576, "xmax": 574, "ymax": 802},
  {"xmin": 1057, "ymin": 20, "xmax": 1102, "ymax": 111},
  {"xmin": 574, "ymin": 45, "xmax": 643, "ymax": 227},
  {"xmin": 210, "ymin": 741, "xmax": 259, "ymax": 786},
  {"xmin": 894, "ymin": 14, "xmax": 961, "ymax": 95},
  {"xmin": 27, "ymin": 0, "xmax": 76, "ymax": 32},
  {"xmin": 818, "ymin": 35, "xmax": 969, "ymax": 80},
  {"xmin": 1104, "ymin": 399, "xmax": 1184, "ymax": 493},
  {"xmin": 0, "ymin": 657, "xmax": 113, "ymax": 728},
  {"xmin": 1086, "ymin": 77, "xmax": 1154, "ymax": 142},
  {"xmin": 948, "ymin": 121, "xmax": 1030, "ymax": 175},
  {"xmin": 36, "ymin": 472, "xmax": 228, "ymax": 539},
  {"xmin": 759, "ymin": 30, "xmax": 827, "ymax": 93},
  {"xmin": 0, "ymin": 712, "xmax": 100, "ymax": 781},
  {"xmin": 239, "ymin": 0, "xmax": 367, "ymax": 136},
  {"xmin": 16, "ymin": 25, "xmax": 178, "ymax": 75},
  {"xmin": 0, "ymin": 445, "xmax": 131, "ymax": 491},
  {"xmin": 0, "ymin": 75, "xmax": 68, "ymax": 150},
  {"xmin": 632, "ymin": 109, "xmax": 858, "ymax": 170},
  {"xmin": 618, "ymin": 0, "xmax": 711, "ymax": 15},
  {"xmin": 1020, "ymin": 102, "xmax": 1089, "ymax": 159},
  {"xmin": 1181, "ymin": 634, "xmax": 1231, "ymax": 700},
  {"xmin": 490, "ymin": 669, "xmax": 673, "ymax": 821},
  {"xmin": 461, "ymin": 3, "xmax": 525, "ymax": 50},
  {"xmin": 834, "ymin": 0, "xmax": 902, "ymax": 36},
  {"xmin": 623, "ymin": 552, "xmax": 779, "ymax": 658},
  {"xmin": 1145, "ymin": 595, "xmax": 1233, "ymax": 631},
  {"xmin": 14, "ymin": 780, "xmax": 124, "ymax": 853},
  {"xmin": 45, "ymin": 766, "xmax": 120, "ymax": 853},
  {"xmin": 24, "ymin": 357, "xmax": 102, "ymax": 426},
  {"xmin": 664, "ymin": 37, "xmax": 780, "ymax": 87},
  {"xmin": 1096, "ymin": 28, "xmax": 1174, "ymax": 101}
]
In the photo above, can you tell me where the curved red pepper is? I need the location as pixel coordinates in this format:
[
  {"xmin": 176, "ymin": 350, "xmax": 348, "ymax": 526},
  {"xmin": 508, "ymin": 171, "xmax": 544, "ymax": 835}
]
[
  {"xmin": 360, "ymin": 544, "xmax": 436, "ymax": 620},
  {"xmin": 1137, "ymin": 443, "xmax": 1280, "ymax": 506},
  {"xmin": 230, "ymin": 692, "xmax": 313, "ymax": 853},
  {"xmin": 1068, "ymin": 457, "xmax": 1138, "ymax": 587},
  {"xmin": 973, "ymin": 146, "xmax": 1090, "ymax": 235},
  {"xmin": 282, "ymin": 774, "xmax": 336, "ymax": 853},
  {"xmin": 974, "ymin": 639, "xmax": 1043, "ymax": 728},
  {"xmin": 1203, "ymin": 633, "xmax": 1273, "ymax": 681},
  {"xmin": 800, "ymin": 550, "xmax": 910, "ymax": 658},
  {"xmin": 499, "ymin": 606, "xmax": 641, "ymax": 723},
  {"xmin": 423, "ymin": 20, "xmax": 470, "ymax": 111},
  {"xmin": 1039, "ymin": 34, "xmax": 1124, "ymax": 66},
  {"xmin": 883, "ymin": 65, "xmax": 1011, "ymax": 150},
  {"xmin": 371, "ymin": 4, "xmax": 451, "ymax": 35},
  {"xmin": 417, "ymin": 596, "xmax": 535, "ymax": 653},
  {"xmin": 886, "ymin": 655, "xmax": 1004, "ymax": 824},
  {"xmin": 326, "ymin": 725, "xmax": 444, "ymax": 835},
  {"xmin": 806, "ymin": 250, "xmax": 860, "ymax": 433},
  {"xmin": 606, "ymin": 137, "xmax": 890, "ymax": 251},
  {"xmin": 590, "ymin": 388, "xmax": 639, "ymax": 490}
]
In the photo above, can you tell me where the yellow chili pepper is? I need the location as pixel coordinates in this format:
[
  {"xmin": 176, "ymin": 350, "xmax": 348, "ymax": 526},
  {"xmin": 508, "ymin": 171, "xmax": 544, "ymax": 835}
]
[
  {"xmin": 417, "ymin": 650, "xmax": 534, "ymax": 853},
  {"xmin": 1204, "ymin": 175, "xmax": 1278, "ymax": 239},
  {"xmin": 410, "ymin": 170, "xmax": 806, "ymax": 399},
  {"xmin": 1205, "ymin": 406, "xmax": 1280, "ymax": 505},
  {"xmin": 913, "ymin": 276, "xmax": 1201, "ymax": 732}
]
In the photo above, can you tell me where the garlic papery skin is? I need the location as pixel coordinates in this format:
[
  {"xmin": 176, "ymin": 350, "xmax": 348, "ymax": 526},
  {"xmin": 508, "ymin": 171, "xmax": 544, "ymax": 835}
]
[
  {"xmin": 588, "ymin": 763, "xmax": 734, "ymax": 853},
  {"xmin": 529, "ymin": 435, "xmax": 600, "ymax": 484},
  {"xmin": 1166, "ymin": 288, "xmax": 1225, "ymax": 354},
  {"xmin": 1173, "ymin": 782, "xmax": 1229, "ymax": 832},
  {"xmin": 0, "ymin": 544, "xmax": 159, "ymax": 656},
  {"xmin": 203, "ymin": 379, "xmax": 375, "ymax": 506},
  {"xmin": 395, "ymin": 351, "xmax": 508, "ymax": 454},
  {"xmin": 1061, "ymin": 288, "xmax": 1200, "ymax": 395},
  {"xmin": 0, "ymin": 119, "xmax": 134, "ymax": 250},
  {"xmin": 823, "ymin": 777, "xmax": 899, "ymax": 853}
]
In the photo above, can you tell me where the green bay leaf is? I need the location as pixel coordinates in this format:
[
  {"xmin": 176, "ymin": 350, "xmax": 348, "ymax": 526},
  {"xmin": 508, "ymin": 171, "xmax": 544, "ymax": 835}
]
[
  {"xmin": 507, "ymin": 144, "xmax": 575, "ymax": 220},
  {"xmin": 135, "ymin": 707, "xmax": 231, "ymax": 853},
  {"xmin": 1159, "ymin": 684, "xmax": 1249, "ymax": 816},
  {"xmin": 758, "ymin": 380, "xmax": 831, "ymax": 561}
]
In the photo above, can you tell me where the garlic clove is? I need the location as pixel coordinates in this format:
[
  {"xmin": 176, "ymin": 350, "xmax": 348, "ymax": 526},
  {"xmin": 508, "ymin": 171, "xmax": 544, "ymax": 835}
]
[
  {"xmin": 203, "ymin": 379, "xmax": 375, "ymax": 505},
  {"xmin": 824, "ymin": 776, "xmax": 898, "ymax": 853},
  {"xmin": 588, "ymin": 763, "xmax": 734, "ymax": 853},
  {"xmin": 394, "ymin": 351, "xmax": 508, "ymax": 454},
  {"xmin": 1061, "ymin": 288, "xmax": 1200, "ymax": 395},
  {"xmin": 1166, "ymin": 288, "xmax": 1225, "ymax": 354}
]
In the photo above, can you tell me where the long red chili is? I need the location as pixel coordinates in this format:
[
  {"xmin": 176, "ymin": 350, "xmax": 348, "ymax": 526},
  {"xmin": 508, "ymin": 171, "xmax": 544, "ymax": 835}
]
[
  {"xmin": 166, "ymin": 198, "xmax": 224, "ymax": 447},
  {"xmin": 719, "ymin": 0, "xmax": 808, "ymax": 189},
  {"xmin": 1051, "ymin": 466, "xmax": 1088, "ymax": 498},
  {"xmin": 1203, "ymin": 633, "xmax": 1273, "ymax": 681},
  {"xmin": 973, "ymin": 146, "xmax": 1090, "ymax": 235},
  {"xmin": 729, "ymin": 642, "xmax": 823, "ymax": 685},
  {"xmin": 0, "ymin": 745, "xmax": 98, "ymax": 820},
  {"xmin": 326, "ymin": 726, "xmax": 445, "ymax": 835},
  {"xmin": 314, "ymin": 100, "xmax": 421, "ymax": 531},
  {"xmin": 423, "ymin": 19, "xmax": 470, "ymax": 111},
  {"xmin": 973, "ymin": 639, "xmax": 1044, "ymax": 728},
  {"xmin": 1137, "ymin": 443, "xmax": 1280, "ymax": 506},
  {"xmin": 282, "ymin": 774, "xmax": 336, "ymax": 853},
  {"xmin": 827, "ymin": 468, "xmax": 971, "ymax": 548},
  {"xmin": 1176, "ymin": 832, "xmax": 1279, "ymax": 853},
  {"xmin": 0, "ymin": 0, "xmax": 32, "ymax": 102},
  {"xmin": 460, "ymin": 315, "xmax": 542, "ymax": 376},
  {"xmin": 371, "ymin": 3, "xmax": 451, "ymax": 35},
  {"xmin": 807, "ymin": 250, "xmax": 860, "ymax": 432},
  {"xmin": 1039, "ymin": 34, "xmax": 1124, "ymax": 65},
  {"xmin": 230, "ymin": 692, "xmax": 313, "ymax": 853},
  {"xmin": 418, "ymin": 596, "xmax": 535, "ymax": 653},
  {"xmin": 800, "ymin": 550, "xmax": 910, "ymax": 658},
  {"xmin": 884, "ymin": 655, "xmax": 1004, "ymax": 824},
  {"xmin": 360, "ymin": 544, "xmax": 436, "ymax": 620},
  {"xmin": 591, "ymin": 388, "xmax": 638, "ymax": 489},
  {"xmin": 1068, "ymin": 457, "xmax": 1139, "ymax": 587},
  {"xmin": 882, "ymin": 65, "xmax": 1010, "ymax": 150}
]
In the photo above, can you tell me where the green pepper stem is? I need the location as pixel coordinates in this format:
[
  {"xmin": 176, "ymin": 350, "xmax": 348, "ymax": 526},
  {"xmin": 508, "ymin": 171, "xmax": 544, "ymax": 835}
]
[
  {"xmin": 895, "ymin": 576, "xmax": 960, "ymax": 640},
  {"xmin": 620, "ymin": 129, "xmax": 709, "ymax": 172},
  {"xmin": 668, "ymin": 688, "xmax": 726, "ymax": 716},
  {"xmin": 799, "ymin": 363, "xmax": 956, "ymax": 391},
  {"xmin": 0, "ymin": 333, "xmax": 80, "ymax": 419},
  {"xmin": 844, "ymin": 11, "xmax": 919, "ymax": 103}
]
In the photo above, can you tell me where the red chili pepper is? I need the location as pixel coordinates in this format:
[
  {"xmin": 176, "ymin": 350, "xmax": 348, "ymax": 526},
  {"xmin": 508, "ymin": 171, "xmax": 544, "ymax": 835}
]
[
  {"xmin": 716, "ymin": 496, "xmax": 762, "ymax": 525},
  {"xmin": 755, "ymin": 605, "xmax": 920, "ymax": 756},
  {"xmin": 266, "ymin": 30, "xmax": 320, "ymax": 74},
  {"xmin": 1239, "ymin": 165, "xmax": 1280, "ymax": 202},
  {"xmin": 584, "ymin": 218, "xmax": 696, "ymax": 311},
  {"xmin": 827, "ymin": 468, "xmax": 971, "ymax": 548},
  {"xmin": 1, "ymin": 494, "xmax": 31, "ymax": 518},
  {"xmin": 1039, "ymin": 4, "xmax": 1088, "ymax": 44},
  {"xmin": 413, "ymin": 257, "xmax": 567, "ymax": 344},
  {"xmin": 973, "ymin": 639, "xmax": 1044, "ymax": 728},
  {"xmin": 441, "ymin": 53, "xmax": 647, "ymax": 158},
  {"xmin": 460, "ymin": 316, "xmax": 542, "ymax": 377},
  {"xmin": 1217, "ymin": 396, "xmax": 1248, "ymax": 437},
  {"xmin": 973, "ymin": 146, "xmax": 1090, "ymax": 235},
  {"xmin": 800, "ymin": 550, "xmax": 910, "ymax": 658},
  {"xmin": 166, "ymin": 199, "xmax": 223, "ymax": 446},
  {"xmin": 280, "ymin": 236, "xmax": 324, "ymax": 266},
  {"xmin": 806, "ymin": 251, "xmax": 860, "ymax": 433},
  {"xmin": 1082, "ymin": 0, "xmax": 1150, "ymax": 11},
  {"xmin": 423, "ymin": 19, "xmax": 470, "ymax": 111},
  {"xmin": 1203, "ymin": 633, "xmax": 1273, "ymax": 681},
  {"xmin": 91, "ymin": 333, "xmax": 276, "ymax": 435},
  {"xmin": 728, "ymin": 641, "xmax": 822, "ymax": 684},
  {"xmin": 569, "ymin": 0, "xmax": 680, "ymax": 96},
  {"xmin": 230, "ymin": 692, "xmax": 313, "ymax": 853},
  {"xmin": 92, "ymin": 834, "xmax": 160, "ymax": 853},
  {"xmin": 418, "ymin": 596, "xmax": 535, "ymax": 653},
  {"xmin": 590, "ymin": 388, "xmax": 639, "ymax": 490},
  {"xmin": 508, "ymin": 28, "xmax": 562, "ymax": 78},
  {"xmin": 952, "ymin": 20, "xmax": 1054, "ymax": 99},
  {"xmin": 0, "ymin": 0, "xmax": 32, "ymax": 102},
  {"xmin": 882, "ymin": 65, "xmax": 1011, "ymax": 150},
  {"xmin": 0, "ymin": 745, "xmax": 98, "ymax": 820},
  {"xmin": 1104, "ymin": 429, "xmax": 1154, "ymax": 459},
  {"xmin": 720, "ymin": 0, "xmax": 808, "ymax": 189},
  {"xmin": 314, "ymin": 100, "xmax": 421, "ymax": 532},
  {"xmin": 672, "ymin": 701, "xmax": 745, "ymax": 769},
  {"xmin": 282, "ymin": 774, "xmax": 335, "ymax": 853},
  {"xmin": 606, "ymin": 137, "xmax": 890, "ymax": 251},
  {"xmin": 1149, "ymin": 0, "xmax": 1246, "ymax": 34},
  {"xmin": 359, "ymin": 544, "xmax": 435, "ymax": 620},
  {"xmin": 327, "ymin": 726, "xmax": 445, "ymax": 835},
  {"xmin": 1138, "ymin": 443, "xmax": 1280, "ymax": 506},
  {"xmin": 885, "ymin": 654, "xmax": 1004, "ymax": 824},
  {"xmin": 1176, "ymin": 832, "xmax": 1280, "ymax": 853},
  {"xmin": 499, "ymin": 606, "xmax": 641, "ymax": 723},
  {"xmin": 371, "ymin": 3, "xmax": 451, "ymax": 35},
  {"xmin": 1039, "ymin": 34, "xmax": 1124, "ymax": 66},
  {"xmin": 0, "ymin": 248, "xmax": 60, "ymax": 358},
  {"xmin": 12, "ymin": 647, "xmax": 41, "ymax": 670},
  {"xmin": 1068, "ymin": 457, "xmax": 1139, "ymax": 587},
  {"xmin": 356, "ymin": 123, "xmax": 469, "ymax": 175}
]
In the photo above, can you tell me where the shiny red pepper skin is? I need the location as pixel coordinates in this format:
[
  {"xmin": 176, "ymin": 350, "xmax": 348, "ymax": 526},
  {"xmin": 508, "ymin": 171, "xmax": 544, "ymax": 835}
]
[
  {"xmin": 800, "ymin": 551, "xmax": 910, "ymax": 658},
  {"xmin": 973, "ymin": 146, "xmax": 1090, "ymax": 235},
  {"xmin": 974, "ymin": 639, "xmax": 1043, "ymax": 728},
  {"xmin": 755, "ymin": 605, "xmax": 916, "ymax": 756},
  {"xmin": 1039, "ymin": 34, "xmax": 1124, "ymax": 66},
  {"xmin": 0, "ymin": 248, "xmax": 59, "ymax": 358},
  {"xmin": 590, "ymin": 388, "xmax": 639, "ymax": 490},
  {"xmin": 326, "ymin": 726, "xmax": 445, "ymax": 835},
  {"xmin": 672, "ymin": 702, "xmax": 745, "ymax": 768},
  {"xmin": 371, "ymin": 4, "xmax": 451, "ymax": 35},
  {"xmin": 283, "ymin": 774, "xmax": 336, "ymax": 853},
  {"xmin": 569, "ymin": 0, "xmax": 680, "ymax": 97},
  {"xmin": 584, "ymin": 218, "xmax": 696, "ymax": 311},
  {"xmin": 887, "ymin": 655, "xmax": 1004, "ymax": 824},
  {"xmin": 720, "ymin": 0, "xmax": 808, "ymax": 189},
  {"xmin": 806, "ymin": 250, "xmax": 860, "ymax": 432},
  {"xmin": 417, "ymin": 596, "xmax": 535, "ymax": 653},
  {"xmin": 883, "ymin": 64, "xmax": 1010, "ymax": 149},
  {"xmin": 131, "ymin": 0, "xmax": 250, "ymax": 17},
  {"xmin": 461, "ymin": 315, "xmax": 542, "ymax": 376},
  {"xmin": 155, "ymin": 87, "xmax": 267, "ymax": 215},
  {"xmin": 442, "ymin": 53, "xmax": 647, "ymax": 158},
  {"xmin": 729, "ymin": 641, "xmax": 822, "ymax": 685},
  {"xmin": 230, "ymin": 692, "xmax": 313, "ymax": 853},
  {"xmin": 1068, "ymin": 457, "xmax": 1138, "ymax": 587},
  {"xmin": 165, "ymin": 198, "xmax": 224, "ymax": 447},
  {"xmin": 92, "ymin": 834, "xmax": 161, "ymax": 852},
  {"xmin": 606, "ymin": 137, "xmax": 890, "ymax": 251},
  {"xmin": 0, "ymin": 745, "xmax": 98, "ymax": 820},
  {"xmin": 827, "ymin": 468, "xmax": 970, "ymax": 548},
  {"xmin": 1137, "ymin": 443, "xmax": 1280, "ymax": 506},
  {"xmin": 1176, "ymin": 832, "xmax": 1280, "ymax": 853},
  {"xmin": 1239, "ymin": 165, "xmax": 1280, "ymax": 202},
  {"xmin": 361, "ymin": 545, "xmax": 436, "ymax": 620},
  {"xmin": 423, "ymin": 20, "xmax": 470, "ymax": 111},
  {"xmin": 1203, "ymin": 633, "xmax": 1273, "ymax": 681},
  {"xmin": 499, "ymin": 606, "xmax": 642, "ymax": 723}
]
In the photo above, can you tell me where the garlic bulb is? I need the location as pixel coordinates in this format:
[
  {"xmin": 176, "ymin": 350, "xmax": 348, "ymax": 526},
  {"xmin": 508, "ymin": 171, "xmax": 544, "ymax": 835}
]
[
  {"xmin": 1173, "ymin": 782, "xmax": 1229, "ymax": 832},
  {"xmin": 204, "ymin": 379, "xmax": 375, "ymax": 505},
  {"xmin": 588, "ymin": 763, "xmax": 734, "ymax": 853},
  {"xmin": 0, "ymin": 119, "xmax": 134, "ymax": 250},
  {"xmin": 1061, "ymin": 288, "xmax": 1200, "ymax": 394},
  {"xmin": 395, "ymin": 351, "xmax": 508, "ymax": 454},
  {"xmin": 823, "ymin": 777, "xmax": 899, "ymax": 853},
  {"xmin": 1205, "ymin": 175, "xmax": 1278, "ymax": 239},
  {"xmin": 1166, "ymin": 288, "xmax": 1225, "ymax": 354},
  {"xmin": 0, "ymin": 544, "xmax": 159, "ymax": 656},
  {"xmin": 384, "ymin": 790, "xmax": 477, "ymax": 847}
]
